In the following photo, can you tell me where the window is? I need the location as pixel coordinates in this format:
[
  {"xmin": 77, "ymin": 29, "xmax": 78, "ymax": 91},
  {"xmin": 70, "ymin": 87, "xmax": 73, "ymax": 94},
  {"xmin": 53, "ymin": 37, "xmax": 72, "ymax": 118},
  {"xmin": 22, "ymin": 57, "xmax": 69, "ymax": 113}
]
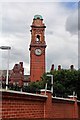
[
  {"xmin": 13, "ymin": 82, "xmax": 18, "ymax": 86},
  {"xmin": 24, "ymin": 82, "xmax": 28, "ymax": 86},
  {"xmin": 13, "ymin": 82, "xmax": 16, "ymax": 86},
  {"xmin": 36, "ymin": 35, "xmax": 40, "ymax": 42}
]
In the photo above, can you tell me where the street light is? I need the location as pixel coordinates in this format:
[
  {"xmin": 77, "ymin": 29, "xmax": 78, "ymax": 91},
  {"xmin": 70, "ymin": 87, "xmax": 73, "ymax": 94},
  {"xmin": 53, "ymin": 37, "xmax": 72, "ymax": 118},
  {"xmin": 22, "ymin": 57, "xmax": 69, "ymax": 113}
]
[
  {"xmin": 0, "ymin": 46, "xmax": 11, "ymax": 90},
  {"xmin": 47, "ymin": 74, "xmax": 53, "ymax": 93}
]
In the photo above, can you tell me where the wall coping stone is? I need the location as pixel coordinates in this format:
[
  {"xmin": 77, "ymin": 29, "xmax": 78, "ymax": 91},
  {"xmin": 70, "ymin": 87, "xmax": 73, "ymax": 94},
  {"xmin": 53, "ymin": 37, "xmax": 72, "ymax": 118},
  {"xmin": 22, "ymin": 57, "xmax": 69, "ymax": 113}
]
[
  {"xmin": 40, "ymin": 89, "xmax": 51, "ymax": 93},
  {"xmin": 52, "ymin": 96, "xmax": 75, "ymax": 102},
  {"xmin": 68, "ymin": 95, "xmax": 77, "ymax": 98},
  {"xmin": 77, "ymin": 100, "xmax": 80, "ymax": 103},
  {"xmin": 0, "ymin": 89, "xmax": 48, "ymax": 98}
]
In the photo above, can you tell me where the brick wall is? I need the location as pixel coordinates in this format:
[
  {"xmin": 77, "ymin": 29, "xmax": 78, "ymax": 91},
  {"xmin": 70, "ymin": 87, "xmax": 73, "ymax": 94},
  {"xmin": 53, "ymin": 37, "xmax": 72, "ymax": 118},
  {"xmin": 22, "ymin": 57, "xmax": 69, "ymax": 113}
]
[
  {"xmin": 2, "ymin": 90, "xmax": 46, "ymax": 119},
  {"xmin": 0, "ymin": 91, "xmax": 2, "ymax": 119},
  {"xmin": 78, "ymin": 102, "xmax": 80, "ymax": 118},
  {"xmin": 1, "ymin": 89, "xmax": 80, "ymax": 119},
  {"xmin": 52, "ymin": 98, "xmax": 75, "ymax": 118}
]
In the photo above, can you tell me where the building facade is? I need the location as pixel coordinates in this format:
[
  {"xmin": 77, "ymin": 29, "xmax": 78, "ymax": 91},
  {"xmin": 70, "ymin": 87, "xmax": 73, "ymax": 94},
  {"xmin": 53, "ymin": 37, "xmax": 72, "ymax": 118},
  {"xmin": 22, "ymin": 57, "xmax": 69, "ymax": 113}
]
[
  {"xmin": 0, "ymin": 62, "xmax": 24, "ymax": 88},
  {"xmin": 10, "ymin": 62, "xmax": 24, "ymax": 87}
]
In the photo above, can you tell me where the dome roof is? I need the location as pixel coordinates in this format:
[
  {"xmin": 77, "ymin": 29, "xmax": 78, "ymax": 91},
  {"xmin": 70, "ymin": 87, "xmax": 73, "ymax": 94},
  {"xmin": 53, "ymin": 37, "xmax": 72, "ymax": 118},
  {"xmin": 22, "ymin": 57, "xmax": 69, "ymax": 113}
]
[{"xmin": 34, "ymin": 15, "xmax": 43, "ymax": 19}]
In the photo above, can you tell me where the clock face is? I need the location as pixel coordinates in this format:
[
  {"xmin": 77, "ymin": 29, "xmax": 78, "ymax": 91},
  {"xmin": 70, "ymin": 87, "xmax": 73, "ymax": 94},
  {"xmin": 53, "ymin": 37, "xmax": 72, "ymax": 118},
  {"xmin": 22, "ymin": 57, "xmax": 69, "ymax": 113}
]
[{"xmin": 35, "ymin": 48, "xmax": 42, "ymax": 56}]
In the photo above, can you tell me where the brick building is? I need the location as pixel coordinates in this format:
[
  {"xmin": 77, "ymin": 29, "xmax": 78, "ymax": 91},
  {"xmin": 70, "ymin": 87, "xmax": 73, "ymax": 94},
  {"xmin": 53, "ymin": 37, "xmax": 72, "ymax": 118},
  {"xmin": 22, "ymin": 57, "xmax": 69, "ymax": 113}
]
[
  {"xmin": 29, "ymin": 15, "xmax": 46, "ymax": 82},
  {"xmin": 0, "ymin": 62, "xmax": 30, "ymax": 88},
  {"xmin": 9, "ymin": 62, "xmax": 24, "ymax": 87}
]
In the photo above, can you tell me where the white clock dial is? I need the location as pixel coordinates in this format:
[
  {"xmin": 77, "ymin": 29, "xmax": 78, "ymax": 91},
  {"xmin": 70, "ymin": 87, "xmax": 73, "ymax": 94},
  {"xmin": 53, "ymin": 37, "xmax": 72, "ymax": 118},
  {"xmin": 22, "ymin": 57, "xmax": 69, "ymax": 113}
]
[{"xmin": 35, "ymin": 49, "xmax": 42, "ymax": 56}]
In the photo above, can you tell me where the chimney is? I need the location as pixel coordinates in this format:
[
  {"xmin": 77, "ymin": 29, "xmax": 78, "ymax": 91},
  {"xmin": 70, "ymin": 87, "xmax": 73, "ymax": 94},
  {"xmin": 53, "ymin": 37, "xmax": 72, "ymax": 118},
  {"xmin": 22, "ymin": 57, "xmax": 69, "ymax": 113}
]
[
  {"xmin": 15, "ymin": 64, "xmax": 18, "ymax": 66},
  {"xmin": 70, "ymin": 65, "xmax": 74, "ymax": 70},
  {"xmin": 51, "ymin": 64, "xmax": 54, "ymax": 71},
  {"xmin": 58, "ymin": 65, "xmax": 61, "ymax": 70},
  {"xmin": 19, "ymin": 62, "xmax": 23, "ymax": 67}
]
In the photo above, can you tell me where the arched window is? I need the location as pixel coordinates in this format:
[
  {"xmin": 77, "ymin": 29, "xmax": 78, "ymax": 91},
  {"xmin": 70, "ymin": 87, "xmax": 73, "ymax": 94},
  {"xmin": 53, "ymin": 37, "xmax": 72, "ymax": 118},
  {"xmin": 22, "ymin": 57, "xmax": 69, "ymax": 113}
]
[{"xmin": 36, "ymin": 35, "xmax": 40, "ymax": 42}]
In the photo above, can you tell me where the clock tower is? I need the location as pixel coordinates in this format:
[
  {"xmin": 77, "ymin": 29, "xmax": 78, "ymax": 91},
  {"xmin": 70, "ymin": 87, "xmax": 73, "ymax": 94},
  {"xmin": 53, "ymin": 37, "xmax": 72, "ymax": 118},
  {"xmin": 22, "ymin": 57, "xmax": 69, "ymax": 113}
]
[{"xmin": 29, "ymin": 15, "xmax": 46, "ymax": 82}]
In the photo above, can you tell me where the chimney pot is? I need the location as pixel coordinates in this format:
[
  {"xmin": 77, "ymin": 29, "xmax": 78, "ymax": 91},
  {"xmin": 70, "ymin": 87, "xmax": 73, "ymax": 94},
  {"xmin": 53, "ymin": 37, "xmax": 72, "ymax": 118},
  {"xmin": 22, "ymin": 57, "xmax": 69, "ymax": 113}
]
[
  {"xmin": 51, "ymin": 64, "xmax": 54, "ymax": 71},
  {"xmin": 70, "ymin": 65, "xmax": 74, "ymax": 70},
  {"xmin": 19, "ymin": 62, "xmax": 23, "ymax": 67},
  {"xmin": 58, "ymin": 65, "xmax": 61, "ymax": 70}
]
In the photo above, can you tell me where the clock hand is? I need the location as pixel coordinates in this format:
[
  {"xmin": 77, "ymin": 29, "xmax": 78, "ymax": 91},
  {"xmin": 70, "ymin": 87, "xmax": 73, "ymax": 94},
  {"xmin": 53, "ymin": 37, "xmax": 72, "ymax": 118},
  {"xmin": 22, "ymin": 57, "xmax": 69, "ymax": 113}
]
[{"xmin": 37, "ymin": 50, "xmax": 40, "ymax": 53}]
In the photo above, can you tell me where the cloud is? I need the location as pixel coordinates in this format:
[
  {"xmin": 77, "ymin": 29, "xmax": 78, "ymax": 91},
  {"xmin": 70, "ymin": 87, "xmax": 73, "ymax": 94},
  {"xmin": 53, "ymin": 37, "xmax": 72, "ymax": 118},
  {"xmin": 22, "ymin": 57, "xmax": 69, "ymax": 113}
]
[
  {"xmin": 0, "ymin": 2, "xmax": 78, "ymax": 74},
  {"xmin": 65, "ymin": 7, "xmax": 78, "ymax": 34},
  {"xmin": 46, "ymin": 32, "xmax": 78, "ymax": 70}
]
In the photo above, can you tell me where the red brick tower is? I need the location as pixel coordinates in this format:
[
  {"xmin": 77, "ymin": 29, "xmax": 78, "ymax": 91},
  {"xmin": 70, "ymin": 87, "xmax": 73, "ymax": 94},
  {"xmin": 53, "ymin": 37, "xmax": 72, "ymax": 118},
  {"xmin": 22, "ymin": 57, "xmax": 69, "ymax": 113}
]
[{"xmin": 29, "ymin": 15, "xmax": 46, "ymax": 82}]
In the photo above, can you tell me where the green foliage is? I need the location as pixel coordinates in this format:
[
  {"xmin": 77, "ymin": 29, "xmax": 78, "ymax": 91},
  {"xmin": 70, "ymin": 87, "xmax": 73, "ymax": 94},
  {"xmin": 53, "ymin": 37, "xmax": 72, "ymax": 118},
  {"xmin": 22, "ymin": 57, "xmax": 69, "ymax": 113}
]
[
  {"xmin": 9, "ymin": 84, "xmax": 21, "ymax": 91},
  {"xmin": 22, "ymin": 69, "xmax": 80, "ymax": 99},
  {"xmin": 8, "ymin": 69, "xmax": 80, "ymax": 100},
  {"xmin": 22, "ymin": 73, "xmax": 51, "ymax": 93},
  {"xmin": 77, "ymin": 69, "xmax": 80, "ymax": 99},
  {"xmin": 22, "ymin": 81, "xmax": 43, "ymax": 93},
  {"xmin": 50, "ymin": 69, "xmax": 79, "ymax": 98}
]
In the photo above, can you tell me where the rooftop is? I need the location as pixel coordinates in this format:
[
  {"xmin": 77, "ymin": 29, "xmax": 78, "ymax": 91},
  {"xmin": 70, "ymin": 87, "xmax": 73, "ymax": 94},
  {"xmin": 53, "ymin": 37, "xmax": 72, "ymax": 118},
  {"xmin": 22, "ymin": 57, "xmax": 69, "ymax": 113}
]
[{"xmin": 34, "ymin": 15, "xmax": 43, "ymax": 20}]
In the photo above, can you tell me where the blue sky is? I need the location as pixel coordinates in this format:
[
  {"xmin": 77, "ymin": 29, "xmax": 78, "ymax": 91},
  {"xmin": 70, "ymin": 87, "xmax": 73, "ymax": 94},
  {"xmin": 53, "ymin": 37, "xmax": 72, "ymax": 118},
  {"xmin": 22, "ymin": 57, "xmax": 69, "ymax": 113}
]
[{"xmin": 60, "ymin": 2, "xmax": 78, "ymax": 9}]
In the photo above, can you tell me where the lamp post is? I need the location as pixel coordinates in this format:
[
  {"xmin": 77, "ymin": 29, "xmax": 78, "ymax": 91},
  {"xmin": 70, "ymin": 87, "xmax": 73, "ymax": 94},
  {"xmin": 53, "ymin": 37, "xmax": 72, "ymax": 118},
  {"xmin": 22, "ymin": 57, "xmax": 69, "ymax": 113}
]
[
  {"xmin": 0, "ymin": 46, "xmax": 11, "ymax": 90},
  {"xmin": 47, "ymin": 74, "xmax": 53, "ymax": 93}
]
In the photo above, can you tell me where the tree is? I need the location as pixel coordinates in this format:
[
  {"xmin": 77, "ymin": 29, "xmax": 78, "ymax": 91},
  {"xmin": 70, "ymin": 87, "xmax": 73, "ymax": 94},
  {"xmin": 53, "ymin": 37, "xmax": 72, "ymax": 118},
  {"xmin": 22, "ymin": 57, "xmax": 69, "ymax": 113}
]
[
  {"xmin": 77, "ymin": 69, "xmax": 80, "ymax": 99},
  {"xmin": 10, "ymin": 68, "xmax": 80, "ymax": 100}
]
